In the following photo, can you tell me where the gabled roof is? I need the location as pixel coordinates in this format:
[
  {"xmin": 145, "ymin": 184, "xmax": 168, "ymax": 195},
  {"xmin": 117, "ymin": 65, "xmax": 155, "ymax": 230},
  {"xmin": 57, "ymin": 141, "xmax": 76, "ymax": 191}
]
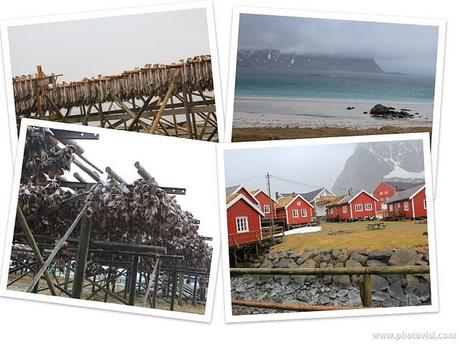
[
  {"xmin": 378, "ymin": 180, "xmax": 425, "ymax": 192},
  {"xmin": 251, "ymin": 189, "xmax": 277, "ymax": 203},
  {"xmin": 276, "ymin": 194, "xmax": 313, "ymax": 210},
  {"xmin": 327, "ymin": 190, "xmax": 377, "ymax": 207},
  {"xmin": 386, "ymin": 184, "xmax": 425, "ymax": 204},
  {"xmin": 226, "ymin": 185, "xmax": 260, "ymax": 205},
  {"xmin": 226, "ymin": 193, "xmax": 265, "ymax": 216},
  {"xmin": 300, "ymin": 187, "xmax": 335, "ymax": 202}
]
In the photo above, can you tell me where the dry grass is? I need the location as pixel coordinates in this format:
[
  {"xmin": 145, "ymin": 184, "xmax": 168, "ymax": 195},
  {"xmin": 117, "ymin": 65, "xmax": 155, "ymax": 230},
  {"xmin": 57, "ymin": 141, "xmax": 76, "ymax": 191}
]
[
  {"xmin": 232, "ymin": 126, "xmax": 432, "ymax": 142},
  {"xmin": 7, "ymin": 274, "xmax": 205, "ymax": 315},
  {"xmin": 272, "ymin": 221, "xmax": 429, "ymax": 253}
]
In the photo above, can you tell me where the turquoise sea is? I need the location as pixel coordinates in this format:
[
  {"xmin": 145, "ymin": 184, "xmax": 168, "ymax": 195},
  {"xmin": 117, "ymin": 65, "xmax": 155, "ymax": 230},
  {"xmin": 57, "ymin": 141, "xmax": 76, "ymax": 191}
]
[{"xmin": 235, "ymin": 68, "xmax": 435, "ymax": 103}]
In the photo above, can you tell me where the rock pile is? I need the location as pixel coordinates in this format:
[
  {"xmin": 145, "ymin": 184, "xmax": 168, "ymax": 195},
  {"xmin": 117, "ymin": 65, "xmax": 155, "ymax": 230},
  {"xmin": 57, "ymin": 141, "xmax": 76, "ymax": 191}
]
[{"xmin": 231, "ymin": 248, "xmax": 430, "ymax": 315}]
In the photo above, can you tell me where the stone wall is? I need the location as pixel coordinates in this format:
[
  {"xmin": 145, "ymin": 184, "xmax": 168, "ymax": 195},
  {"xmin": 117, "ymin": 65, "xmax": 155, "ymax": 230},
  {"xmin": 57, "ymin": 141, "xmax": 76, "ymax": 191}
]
[{"xmin": 231, "ymin": 248, "xmax": 430, "ymax": 314}]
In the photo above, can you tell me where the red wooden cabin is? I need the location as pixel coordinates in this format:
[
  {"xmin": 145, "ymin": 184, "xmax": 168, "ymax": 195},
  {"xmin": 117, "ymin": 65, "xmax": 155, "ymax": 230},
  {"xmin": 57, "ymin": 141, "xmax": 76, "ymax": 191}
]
[
  {"xmin": 326, "ymin": 190, "xmax": 377, "ymax": 221},
  {"xmin": 373, "ymin": 181, "xmax": 422, "ymax": 211},
  {"xmin": 226, "ymin": 193, "xmax": 264, "ymax": 248},
  {"xmin": 275, "ymin": 194, "xmax": 314, "ymax": 227},
  {"xmin": 385, "ymin": 185, "xmax": 427, "ymax": 219},
  {"xmin": 226, "ymin": 185, "xmax": 259, "ymax": 207},
  {"xmin": 251, "ymin": 189, "xmax": 277, "ymax": 219}
]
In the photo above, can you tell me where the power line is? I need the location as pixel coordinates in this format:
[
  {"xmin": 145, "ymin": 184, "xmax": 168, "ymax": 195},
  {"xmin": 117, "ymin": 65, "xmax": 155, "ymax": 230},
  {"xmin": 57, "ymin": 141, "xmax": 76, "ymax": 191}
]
[{"xmin": 271, "ymin": 174, "xmax": 349, "ymax": 192}]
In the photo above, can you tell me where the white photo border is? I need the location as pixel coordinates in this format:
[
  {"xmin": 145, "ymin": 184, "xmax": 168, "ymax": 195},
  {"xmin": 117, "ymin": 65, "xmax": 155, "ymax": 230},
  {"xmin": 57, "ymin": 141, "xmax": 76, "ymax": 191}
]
[
  {"xmin": 224, "ymin": 6, "xmax": 446, "ymax": 193},
  {"xmin": 217, "ymin": 132, "xmax": 438, "ymax": 323},
  {"xmin": 1, "ymin": 0, "xmax": 225, "ymax": 155},
  {"xmin": 0, "ymin": 118, "xmax": 221, "ymax": 323}
]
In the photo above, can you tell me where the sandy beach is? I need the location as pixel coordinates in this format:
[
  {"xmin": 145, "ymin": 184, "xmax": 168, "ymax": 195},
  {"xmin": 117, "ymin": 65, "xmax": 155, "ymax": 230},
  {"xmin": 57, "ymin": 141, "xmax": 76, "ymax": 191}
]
[
  {"xmin": 232, "ymin": 126, "xmax": 432, "ymax": 142},
  {"xmin": 233, "ymin": 97, "xmax": 433, "ymax": 130}
]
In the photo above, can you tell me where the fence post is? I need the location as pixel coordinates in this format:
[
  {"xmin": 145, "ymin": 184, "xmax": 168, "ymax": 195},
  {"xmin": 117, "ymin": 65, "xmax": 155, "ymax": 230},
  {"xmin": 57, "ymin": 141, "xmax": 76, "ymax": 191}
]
[{"xmin": 361, "ymin": 273, "xmax": 372, "ymax": 307}]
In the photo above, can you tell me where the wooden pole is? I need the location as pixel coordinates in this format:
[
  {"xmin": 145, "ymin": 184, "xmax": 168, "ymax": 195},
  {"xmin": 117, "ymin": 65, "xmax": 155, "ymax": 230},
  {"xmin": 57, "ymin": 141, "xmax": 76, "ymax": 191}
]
[
  {"xmin": 192, "ymin": 275, "xmax": 198, "ymax": 306},
  {"xmin": 152, "ymin": 258, "xmax": 162, "ymax": 308},
  {"xmin": 15, "ymin": 206, "xmax": 58, "ymax": 296},
  {"xmin": 71, "ymin": 214, "xmax": 92, "ymax": 299},
  {"xmin": 177, "ymin": 273, "xmax": 184, "ymax": 307},
  {"xmin": 361, "ymin": 273, "xmax": 372, "ymax": 307},
  {"xmin": 128, "ymin": 255, "xmax": 139, "ymax": 306},
  {"xmin": 170, "ymin": 269, "xmax": 177, "ymax": 311},
  {"xmin": 232, "ymin": 300, "xmax": 362, "ymax": 312}
]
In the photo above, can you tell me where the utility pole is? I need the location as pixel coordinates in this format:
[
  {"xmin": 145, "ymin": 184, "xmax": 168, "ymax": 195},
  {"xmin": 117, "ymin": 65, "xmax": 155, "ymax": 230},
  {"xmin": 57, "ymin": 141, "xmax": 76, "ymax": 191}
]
[{"xmin": 266, "ymin": 172, "xmax": 275, "ymax": 238}]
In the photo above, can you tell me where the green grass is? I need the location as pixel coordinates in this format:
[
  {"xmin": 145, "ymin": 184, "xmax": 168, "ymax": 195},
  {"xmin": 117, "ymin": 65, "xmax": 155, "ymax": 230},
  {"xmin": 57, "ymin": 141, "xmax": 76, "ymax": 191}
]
[{"xmin": 272, "ymin": 220, "xmax": 428, "ymax": 253}]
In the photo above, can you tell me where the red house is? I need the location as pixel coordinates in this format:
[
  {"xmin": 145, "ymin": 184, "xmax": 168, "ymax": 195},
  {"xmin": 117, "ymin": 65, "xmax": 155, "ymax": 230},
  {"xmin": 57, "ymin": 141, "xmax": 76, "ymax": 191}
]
[
  {"xmin": 385, "ymin": 185, "xmax": 427, "ymax": 219},
  {"xmin": 275, "ymin": 194, "xmax": 314, "ymax": 227},
  {"xmin": 226, "ymin": 185, "xmax": 259, "ymax": 207},
  {"xmin": 373, "ymin": 181, "xmax": 422, "ymax": 212},
  {"xmin": 251, "ymin": 189, "xmax": 277, "ymax": 219},
  {"xmin": 226, "ymin": 193, "xmax": 264, "ymax": 248},
  {"xmin": 326, "ymin": 190, "xmax": 378, "ymax": 221}
]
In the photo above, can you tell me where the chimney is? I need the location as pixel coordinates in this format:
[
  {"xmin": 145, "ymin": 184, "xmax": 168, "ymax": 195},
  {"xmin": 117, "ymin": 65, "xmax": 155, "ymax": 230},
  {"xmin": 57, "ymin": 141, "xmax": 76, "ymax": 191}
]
[{"xmin": 275, "ymin": 192, "xmax": 280, "ymax": 200}]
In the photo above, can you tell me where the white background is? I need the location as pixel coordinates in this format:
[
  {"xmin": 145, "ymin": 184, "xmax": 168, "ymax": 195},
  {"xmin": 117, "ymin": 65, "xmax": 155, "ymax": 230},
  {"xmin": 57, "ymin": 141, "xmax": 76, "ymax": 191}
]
[{"xmin": 0, "ymin": 0, "xmax": 459, "ymax": 344}]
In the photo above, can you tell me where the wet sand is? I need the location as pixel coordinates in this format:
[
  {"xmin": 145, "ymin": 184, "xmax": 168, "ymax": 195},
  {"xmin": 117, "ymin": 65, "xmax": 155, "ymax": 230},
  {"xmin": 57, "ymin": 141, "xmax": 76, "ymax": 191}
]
[{"xmin": 231, "ymin": 126, "xmax": 432, "ymax": 142}]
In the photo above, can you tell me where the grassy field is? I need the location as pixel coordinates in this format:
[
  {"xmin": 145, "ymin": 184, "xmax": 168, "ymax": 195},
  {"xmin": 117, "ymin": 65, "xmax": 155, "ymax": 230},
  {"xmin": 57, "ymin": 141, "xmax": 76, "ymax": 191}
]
[
  {"xmin": 7, "ymin": 274, "xmax": 205, "ymax": 314},
  {"xmin": 272, "ymin": 220, "xmax": 429, "ymax": 252}
]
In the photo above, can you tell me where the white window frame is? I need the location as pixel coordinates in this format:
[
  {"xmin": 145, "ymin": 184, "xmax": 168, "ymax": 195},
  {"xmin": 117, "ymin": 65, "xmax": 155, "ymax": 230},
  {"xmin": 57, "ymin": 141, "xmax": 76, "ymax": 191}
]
[
  {"xmin": 355, "ymin": 204, "xmax": 363, "ymax": 212},
  {"xmin": 404, "ymin": 201, "xmax": 410, "ymax": 211},
  {"xmin": 365, "ymin": 203, "xmax": 373, "ymax": 211},
  {"xmin": 423, "ymin": 199, "xmax": 427, "ymax": 209},
  {"xmin": 292, "ymin": 209, "xmax": 299, "ymax": 218},
  {"xmin": 301, "ymin": 209, "xmax": 307, "ymax": 217},
  {"xmin": 296, "ymin": 201, "xmax": 301, "ymax": 206},
  {"xmin": 263, "ymin": 204, "xmax": 270, "ymax": 213},
  {"xmin": 235, "ymin": 216, "xmax": 249, "ymax": 233},
  {"xmin": 342, "ymin": 205, "xmax": 348, "ymax": 213},
  {"xmin": 389, "ymin": 204, "xmax": 393, "ymax": 211}
]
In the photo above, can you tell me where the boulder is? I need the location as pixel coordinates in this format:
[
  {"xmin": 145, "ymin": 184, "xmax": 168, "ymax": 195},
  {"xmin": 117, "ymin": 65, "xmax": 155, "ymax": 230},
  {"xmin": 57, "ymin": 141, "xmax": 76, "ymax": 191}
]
[
  {"xmin": 371, "ymin": 275, "xmax": 389, "ymax": 292},
  {"xmin": 259, "ymin": 258, "xmax": 274, "ymax": 269},
  {"xmin": 367, "ymin": 259, "xmax": 386, "ymax": 267},
  {"xmin": 349, "ymin": 252, "xmax": 367, "ymax": 265},
  {"xmin": 296, "ymin": 248, "xmax": 318, "ymax": 265},
  {"xmin": 372, "ymin": 291, "xmax": 390, "ymax": 302},
  {"xmin": 331, "ymin": 249, "xmax": 342, "ymax": 259},
  {"xmin": 368, "ymin": 250, "xmax": 393, "ymax": 262},
  {"xmin": 388, "ymin": 280, "xmax": 407, "ymax": 302},
  {"xmin": 333, "ymin": 274, "xmax": 352, "ymax": 288},
  {"xmin": 370, "ymin": 104, "xmax": 390, "ymax": 115},
  {"xmin": 388, "ymin": 249, "xmax": 418, "ymax": 266},
  {"xmin": 275, "ymin": 257, "xmax": 296, "ymax": 268},
  {"xmin": 382, "ymin": 296, "xmax": 400, "ymax": 307}
]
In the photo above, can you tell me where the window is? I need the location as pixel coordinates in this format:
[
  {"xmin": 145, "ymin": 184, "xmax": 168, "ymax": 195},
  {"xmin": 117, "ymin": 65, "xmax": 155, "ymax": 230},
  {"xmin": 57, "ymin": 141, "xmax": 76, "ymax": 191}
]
[
  {"xmin": 365, "ymin": 203, "xmax": 373, "ymax": 211},
  {"xmin": 235, "ymin": 217, "xmax": 249, "ymax": 233},
  {"xmin": 355, "ymin": 204, "xmax": 363, "ymax": 211},
  {"xmin": 296, "ymin": 201, "xmax": 301, "ymax": 206},
  {"xmin": 292, "ymin": 209, "xmax": 299, "ymax": 218},
  {"xmin": 342, "ymin": 206, "xmax": 348, "ymax": 213},
  {"xmin": 389, "ymin": 204, "xmax": 393, "ymax": 211},
  {"xmin": 423, "ymin": 199, "xmax": 427, "ymax": 209},
  {"xmin": 379, "ymin": 192, "xmax": 383, "ymax": 196},
  {"xmin": 404, "ymin": 201, "xmax": 409, "ymax": 211},
  {"xmin": 384, "ymin": 191, "xmax": 388, "ymax": 195},
  {"xmin": 264, "ymin": 205, "xmax": 270, "ymax": 213},
  {"xmin": 301, "ymin": 209, "xmax": 307, "ymax": 217}
]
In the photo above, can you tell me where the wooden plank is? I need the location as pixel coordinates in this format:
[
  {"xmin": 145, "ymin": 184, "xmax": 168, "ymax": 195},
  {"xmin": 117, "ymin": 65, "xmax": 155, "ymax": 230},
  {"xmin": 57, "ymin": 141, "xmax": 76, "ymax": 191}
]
[{"xmin": 71, "ymin": 213, "xmax": 92, "ymax": 299}]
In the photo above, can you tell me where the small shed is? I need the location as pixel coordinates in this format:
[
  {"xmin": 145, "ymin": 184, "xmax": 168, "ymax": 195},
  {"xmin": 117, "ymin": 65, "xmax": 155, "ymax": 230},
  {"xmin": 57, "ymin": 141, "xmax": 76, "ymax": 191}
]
[
  {"xmin": 251, "ymin": 189, "xmax": 277, "ymax": 219},
  {"xmin": 275, "ymin": 194, "xmax": 315, "ymax": 227},
  {"xmin": 373, "ymin": 181, "xmax": 423, "ymax": 211}
]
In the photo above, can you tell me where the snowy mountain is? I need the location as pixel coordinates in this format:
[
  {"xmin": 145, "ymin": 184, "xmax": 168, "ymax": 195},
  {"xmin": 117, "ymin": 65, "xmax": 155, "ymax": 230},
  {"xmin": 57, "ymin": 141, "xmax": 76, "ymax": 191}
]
[
  {"xmin": 237, "ymin": 49, "xmax": 384, "ymax": 73},
  {"xmin": 332, "ymin": 141, "xmax": 425, "ymax": 194}
]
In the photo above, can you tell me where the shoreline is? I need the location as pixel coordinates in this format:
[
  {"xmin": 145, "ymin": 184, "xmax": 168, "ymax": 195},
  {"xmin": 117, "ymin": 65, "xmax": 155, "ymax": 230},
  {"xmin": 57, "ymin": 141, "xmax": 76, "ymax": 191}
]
[{"xmin": 231, "ymin": 126, "xmax": 432, "ymax": 142}]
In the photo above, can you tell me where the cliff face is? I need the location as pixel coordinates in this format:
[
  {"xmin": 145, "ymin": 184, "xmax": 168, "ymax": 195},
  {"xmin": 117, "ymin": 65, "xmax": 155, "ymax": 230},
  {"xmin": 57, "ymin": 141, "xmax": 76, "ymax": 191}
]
[
  {"xmin": 332, "ymin": 141, "xmax": 425, "ymax": 194},
  {"xmin": 237, "ymin": 49, "xmax": 383, "ymax": 73}
]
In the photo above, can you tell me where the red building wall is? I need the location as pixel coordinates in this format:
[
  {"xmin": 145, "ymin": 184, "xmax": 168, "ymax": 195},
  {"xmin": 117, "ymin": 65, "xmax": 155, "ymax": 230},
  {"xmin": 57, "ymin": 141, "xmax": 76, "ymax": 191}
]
[
  {"xmin": 350, "ymin": 193, "xmax": 377, "ymax": 219},
  {"xmin": 285, "ymin": 197, "xmax": 314, "ymax": 225},
  {"xmin": 254, "ymin": 192, "xmax": 276, "ymax": 218},
  {"xmin": 387, "ymin": 188, "xmax": 427, "ymax": 219},
  {"xmin": 227, "ymin": 199, "xmax": 261, "ymax": 248},
  {"xmin": 326, "ymin": 204, "xmax": 351, "ymax": 221},
  {"xmin": 373, "ymin": 182, "xmax": 396, "ymax": 211}
]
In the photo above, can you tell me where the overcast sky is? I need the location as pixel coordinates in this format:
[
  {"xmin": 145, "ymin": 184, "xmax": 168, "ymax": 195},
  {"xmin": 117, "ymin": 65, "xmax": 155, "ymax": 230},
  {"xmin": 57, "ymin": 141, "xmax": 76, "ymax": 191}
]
[
  {"xmin": 46, "ymin": 128, "xmax": 219, "ymax": 239},
  {"xmin": 9, "ymin": 9, "xmax": 210, "ymax": 81},
  {"xmin": 238, "ymin": 14, "xmax": 439, "ymax": 75},
  {"xmin": 224, "ymin": 143, "xmax": 357, "ymax": 194}
]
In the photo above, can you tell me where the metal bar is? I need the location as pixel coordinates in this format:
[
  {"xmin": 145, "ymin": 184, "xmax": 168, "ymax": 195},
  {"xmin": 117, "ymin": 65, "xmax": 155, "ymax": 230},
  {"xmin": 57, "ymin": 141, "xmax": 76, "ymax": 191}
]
[{"xmin": 15, "ymin": 207, "xmax": 57, "ymax": 296}]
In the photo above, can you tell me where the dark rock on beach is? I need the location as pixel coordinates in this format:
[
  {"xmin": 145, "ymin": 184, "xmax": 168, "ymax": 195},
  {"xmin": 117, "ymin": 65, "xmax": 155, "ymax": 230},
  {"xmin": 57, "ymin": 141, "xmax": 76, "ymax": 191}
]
[{"xmin": 370, "ymin": 104, "xmax": 415, "ymax": 119}]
